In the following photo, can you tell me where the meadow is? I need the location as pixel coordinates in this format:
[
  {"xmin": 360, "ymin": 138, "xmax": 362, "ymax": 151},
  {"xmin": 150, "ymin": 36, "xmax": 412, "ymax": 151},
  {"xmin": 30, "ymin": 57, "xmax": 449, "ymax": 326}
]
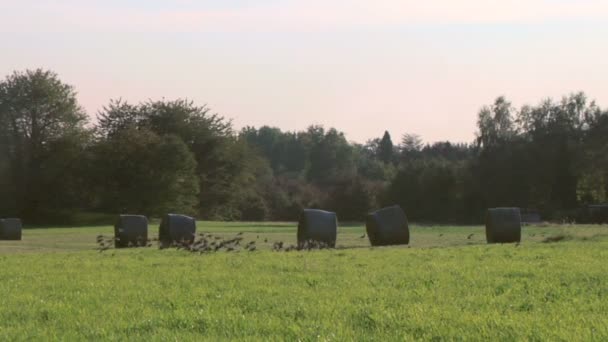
[{"xmin": 1, "ymin": 222, "xmax": 607, "ymax": 340}]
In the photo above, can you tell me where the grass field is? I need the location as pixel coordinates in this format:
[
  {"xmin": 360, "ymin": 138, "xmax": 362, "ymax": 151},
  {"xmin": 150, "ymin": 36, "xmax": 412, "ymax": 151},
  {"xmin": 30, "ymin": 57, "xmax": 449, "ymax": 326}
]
[{"xmin": 1, "ymin": 222, "xmax": 607, "ymax": 340}]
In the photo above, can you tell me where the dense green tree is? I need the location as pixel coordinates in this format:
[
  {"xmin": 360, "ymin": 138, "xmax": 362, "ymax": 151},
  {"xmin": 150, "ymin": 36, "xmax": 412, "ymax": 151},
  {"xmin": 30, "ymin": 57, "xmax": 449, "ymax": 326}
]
[
  {"xmin": 0, "ymin": 69, "xmax": 89, "ymax": 218},
  {"xmin": 378, "ymin": 131, "xmax": 394, "ymax": 164},
  {"xmin": 476, "ymin": 96, "xmax": 516, "ymax": 148},
  {"xmin": 387, "ymin": 158, "xmax": 474, "ymax": 222},
  {"xmin": 96, "ymin": 99, "xmax": 263, "ymax": 220},
  {"xmin": 4, "ymin": 68, "xmax": 608, "ymax": 224},
  {"xmin": 307, "ymin": 128, "xmax": 355, "ymax": 184},
  {"xmin": 90, "ymin": 128, "xmax": 198, "ymax": 216},
  {"xmin": 326, "ymin": 176, "xmax": 379, "ymax": 220},
  {"xmin": 399, "ymin": 133, "xmax": 423, "ymax": 161},
  {"xmin": 96, "ymin": 99, "xmax": 143, "ymax": 138}
]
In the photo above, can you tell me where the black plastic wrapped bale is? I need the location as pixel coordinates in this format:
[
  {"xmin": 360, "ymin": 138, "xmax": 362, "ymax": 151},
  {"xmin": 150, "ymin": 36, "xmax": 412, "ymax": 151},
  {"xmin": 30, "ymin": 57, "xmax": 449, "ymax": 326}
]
[
  {"xmin": 297, "ymin": 209, "xmax": 338, "ymax": 248},
  {"xmin": 159, "ymin": 214, "xmax": 196, "ymax": 247},
  {"xmin": 114, "ymin": 215, "xmax": 148, "ymax": 248},
  {"xmin": 0, "ymin": 218, "xmax": 22, "ymax": 241},
  {"xmin": 366, "ymin": 205, "xmax": 410, "ymax": 246},
  {"xmin": 485, "ymin": 208, "xmax": 522, "ymax": 244}
]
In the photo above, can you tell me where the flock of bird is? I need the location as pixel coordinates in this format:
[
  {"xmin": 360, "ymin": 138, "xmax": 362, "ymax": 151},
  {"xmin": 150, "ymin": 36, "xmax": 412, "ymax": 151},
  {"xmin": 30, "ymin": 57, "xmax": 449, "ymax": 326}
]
[
  {"xmin": 96, "ymin": 235, "xmax": 152, "ymax": 252},
  {"xmin": 96, "ymin": 232, "xmax": 260, "ymax": 253},
  {"xmin": 272, "ymin": 239, "xmax": 334, "ymax": 252},
  {"xmin": 96, "ymin": 232, "xmax": 491, "ymax": 253},
  {"xmin": 181, "ymin": 232, "xmax": 258, "ymax": 253},
  {"xmin": 97, "ymin": 232, "xmax": 348, "ymax": 253}
]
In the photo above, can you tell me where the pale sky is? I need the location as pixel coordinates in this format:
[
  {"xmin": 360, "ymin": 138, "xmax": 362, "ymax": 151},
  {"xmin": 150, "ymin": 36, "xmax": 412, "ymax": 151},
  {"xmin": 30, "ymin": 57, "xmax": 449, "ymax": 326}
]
[{"xmin": 1, "ymin": 0, "xmax": 607, "ymax": 143}]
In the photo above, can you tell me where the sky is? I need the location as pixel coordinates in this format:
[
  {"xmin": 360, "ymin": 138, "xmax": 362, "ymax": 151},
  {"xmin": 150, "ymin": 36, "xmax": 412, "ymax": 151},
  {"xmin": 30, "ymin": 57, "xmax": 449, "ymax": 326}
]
[{"xmin": 1, "ymin": 0, "xmax": 607, "ymax": 143}]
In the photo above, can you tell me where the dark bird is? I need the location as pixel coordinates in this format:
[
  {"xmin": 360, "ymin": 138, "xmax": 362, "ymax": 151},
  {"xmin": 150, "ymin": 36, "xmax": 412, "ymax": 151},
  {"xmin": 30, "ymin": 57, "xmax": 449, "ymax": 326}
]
[
  {"xmin": 439, "ymin": 234, "xmax": 444, "ymax": 237},
  {"xmin": 264, "ymin": 238, "xmax": 268, "ymax": 243},
  {"xmin": 237, "ymin": 232, "xmax": 244, "ymax": 236},
  {"xmin": 359, "ymin": 234, "xmax": 366, "ymax": 239},
  {"xmin": 272, "ymin": 241, "xmax": 283, "ymax": 251},
  {"xmin": 248, "ymin": 246, "xmax": 257, "ymax": 252},
  {"xmin": 467, "ymin": 234, "xmax": 474, "ymax": 240}
]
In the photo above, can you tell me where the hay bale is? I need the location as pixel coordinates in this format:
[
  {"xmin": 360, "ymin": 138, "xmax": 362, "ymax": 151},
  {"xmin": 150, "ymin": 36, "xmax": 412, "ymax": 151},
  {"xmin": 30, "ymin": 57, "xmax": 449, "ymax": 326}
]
[
  {"xmin": 366, "ymin": 205, "xmax": 410, "ymax": 246},
  {"xmin": 485, "ymin": 208, "xmax": 522, "ymax": 243},
  {"xmin": 0, "ymin": 218, "xmax": 22, "ymax": 241},
  {"xmin": 114, "ymin": 215, "xmax": 148, "ymax": 248},
  {"xmin": 297, "ymin": 209, "xmax": 338, "ymax": 248},
  {"xmin": 159, "ymin": 214, "xmax": 196, "ymax": 247}
]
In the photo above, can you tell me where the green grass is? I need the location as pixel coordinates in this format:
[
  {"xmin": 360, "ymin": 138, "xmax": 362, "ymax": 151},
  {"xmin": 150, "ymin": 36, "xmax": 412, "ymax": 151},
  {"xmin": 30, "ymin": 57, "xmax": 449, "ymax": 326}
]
[{"xmin": 1, "ymin": 222, "xmax": 608, "ymax": 340}]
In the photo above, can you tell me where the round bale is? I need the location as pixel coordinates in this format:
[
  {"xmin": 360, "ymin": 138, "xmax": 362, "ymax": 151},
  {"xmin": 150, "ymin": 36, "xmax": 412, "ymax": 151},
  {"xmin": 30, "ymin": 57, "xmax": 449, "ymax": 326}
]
[
  {"xmin": 366, "ymin": 205, "xmax": 410, "ymax": 246},
  {"xmin": 159, "ymin": 214, "xmax": 196, "ymax": 247},
  {"xmin": 114, "ymin": 215, "xmax": 148, "ymax": 248},
  {"xmin": 0, "ymin": 218, "xmax": 22, "ymax": 241},
  {"xmin": 485, "ymin": 208, "xmax": 522, "ymax": 243},
  {"xmin": 297, "ymin": 209, "xmax": 338, "ymax": 248}
]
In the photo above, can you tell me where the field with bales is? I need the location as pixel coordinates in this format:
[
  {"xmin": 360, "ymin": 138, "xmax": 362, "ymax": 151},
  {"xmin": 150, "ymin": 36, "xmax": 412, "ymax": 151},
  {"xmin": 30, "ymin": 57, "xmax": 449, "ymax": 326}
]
[{"xmin": 1, "ymin": 222, "xmax": 607, "ymax": 340}]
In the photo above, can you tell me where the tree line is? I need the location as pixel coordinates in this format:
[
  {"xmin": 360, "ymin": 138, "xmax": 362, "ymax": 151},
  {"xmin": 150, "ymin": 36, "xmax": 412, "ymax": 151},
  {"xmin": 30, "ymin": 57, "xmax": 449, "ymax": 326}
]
[{"xmin": 1, "ymin": 69, "xmax": 607, "ymax": 224}]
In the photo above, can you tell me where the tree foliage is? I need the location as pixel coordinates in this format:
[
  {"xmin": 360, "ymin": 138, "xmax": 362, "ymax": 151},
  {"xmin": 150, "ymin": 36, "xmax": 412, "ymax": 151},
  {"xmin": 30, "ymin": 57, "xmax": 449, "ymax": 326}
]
[
  {"xmin": 0, "ymin": 69, "xmax": 89, "ymax": 218},
  {"xmin": 2, "ymin": 69, "xmax": 608, "ymax": 223}
]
